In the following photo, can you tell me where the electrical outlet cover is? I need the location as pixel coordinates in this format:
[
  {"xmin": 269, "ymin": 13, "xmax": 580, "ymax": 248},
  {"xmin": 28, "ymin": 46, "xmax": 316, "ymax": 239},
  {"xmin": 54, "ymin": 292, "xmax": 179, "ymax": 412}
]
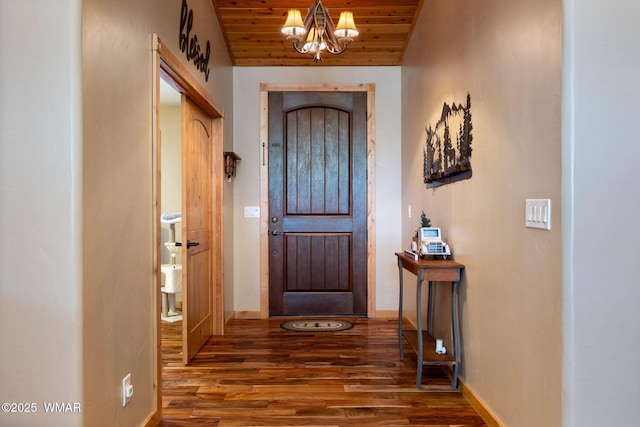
[{"xmin": 122, "ymin": 373, "xmax": 133, "ymax": 406}]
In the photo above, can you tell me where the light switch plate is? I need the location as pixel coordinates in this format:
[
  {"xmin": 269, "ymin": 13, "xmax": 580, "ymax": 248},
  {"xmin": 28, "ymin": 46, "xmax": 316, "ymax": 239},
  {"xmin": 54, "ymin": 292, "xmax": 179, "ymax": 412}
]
[
  {"xmin": 244, "ymin": 206, "xmax": 260, "ymax": 218},
  {"xmin": 525, "ymin": 199, "xmax": 551, "ymax": 230}
]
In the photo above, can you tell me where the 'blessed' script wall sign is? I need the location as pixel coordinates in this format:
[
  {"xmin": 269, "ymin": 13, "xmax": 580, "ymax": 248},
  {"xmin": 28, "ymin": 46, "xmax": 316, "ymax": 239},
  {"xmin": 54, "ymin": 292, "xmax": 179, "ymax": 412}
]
[{"xmin": 179, "ymin": 0, "xmax": 211, "ymax": 82}]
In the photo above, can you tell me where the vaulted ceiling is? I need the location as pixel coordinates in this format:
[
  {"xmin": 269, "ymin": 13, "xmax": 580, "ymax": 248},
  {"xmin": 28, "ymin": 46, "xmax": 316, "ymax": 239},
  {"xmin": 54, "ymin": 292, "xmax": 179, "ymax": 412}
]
[{"xmin": 210, "ymin": 0, "xmax": 424, "ymax": 66}]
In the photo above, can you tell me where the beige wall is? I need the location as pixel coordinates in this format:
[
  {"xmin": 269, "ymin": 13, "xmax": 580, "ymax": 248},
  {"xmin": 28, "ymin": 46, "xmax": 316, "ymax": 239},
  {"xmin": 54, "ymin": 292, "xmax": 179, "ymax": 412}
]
[
  {"xmin": 0, "ymin": 1, "xmax": 83, "ymax": 426},
  {"xmin": 563, "ymin": 1, "xmax": 640, "ymax": 425},
  {"xmin": 81, "ymin": 0, "xmax": 232, "ymax": 425},
  {"xmin": 232, "ymin": 67, "xmax": 403, "ymax": 315},
  {"xmin": 402, "ymin": 0, "xmax": 562, "ymax": 425},
  {"xmin": 1, "ymin": 0, "xmax": 233, "ymax": 423}
]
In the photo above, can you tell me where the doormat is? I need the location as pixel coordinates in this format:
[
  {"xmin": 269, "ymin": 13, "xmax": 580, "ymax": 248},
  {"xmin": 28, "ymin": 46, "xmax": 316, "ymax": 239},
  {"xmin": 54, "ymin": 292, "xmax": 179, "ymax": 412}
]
[{"xmin": 280, "ymin": 319, "xmax": 354, "ymax": 332}]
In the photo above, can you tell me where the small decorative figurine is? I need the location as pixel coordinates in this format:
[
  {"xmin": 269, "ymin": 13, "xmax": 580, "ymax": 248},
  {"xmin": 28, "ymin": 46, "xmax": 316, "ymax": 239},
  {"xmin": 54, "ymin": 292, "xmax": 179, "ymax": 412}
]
[{"xmin": 420, "ymin": 211, "xmax": 431, "ymax": 228}]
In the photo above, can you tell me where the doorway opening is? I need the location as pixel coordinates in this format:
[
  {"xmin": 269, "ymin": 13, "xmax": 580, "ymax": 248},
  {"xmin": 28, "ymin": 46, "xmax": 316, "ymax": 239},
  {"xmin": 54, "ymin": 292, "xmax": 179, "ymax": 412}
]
[
  {"xmin": 159, "ymin": 76, "xmax": 184, "ymax": 369},
  {"xmin": 151, "ymin": 35, "xmax": 225, "ymax": 424},
  {"xmin": 159, "ymin": 77, "xmax": 183, "ymax": 324}
]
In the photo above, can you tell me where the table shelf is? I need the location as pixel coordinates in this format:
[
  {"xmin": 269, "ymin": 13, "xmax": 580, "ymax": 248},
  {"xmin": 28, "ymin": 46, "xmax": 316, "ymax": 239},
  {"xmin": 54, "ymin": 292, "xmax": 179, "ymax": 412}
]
[{"xmin": 402, "ymin": 330, "xmax": 456, "ymax": 365}]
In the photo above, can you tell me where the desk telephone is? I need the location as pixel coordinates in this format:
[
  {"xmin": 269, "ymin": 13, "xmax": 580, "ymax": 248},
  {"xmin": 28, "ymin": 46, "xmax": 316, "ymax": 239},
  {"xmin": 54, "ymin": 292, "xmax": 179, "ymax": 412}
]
[{"xmin": 418, "ymin": 227, "xmax": 451, "ymax": 258}]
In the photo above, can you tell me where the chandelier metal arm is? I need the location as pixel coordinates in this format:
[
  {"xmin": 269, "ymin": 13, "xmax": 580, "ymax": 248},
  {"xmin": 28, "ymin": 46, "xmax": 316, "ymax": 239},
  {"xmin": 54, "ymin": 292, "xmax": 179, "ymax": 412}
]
[
  {"xmin": 292, "ymin": 41, "xmax": 309, "ymax": 54},
  {"xmin": 290, "ymin": 40, "xmax": 347, "ymax": 55},
  {"xmin": 325, "ymin": 41, "xmax": 349, "ymax": 55}
]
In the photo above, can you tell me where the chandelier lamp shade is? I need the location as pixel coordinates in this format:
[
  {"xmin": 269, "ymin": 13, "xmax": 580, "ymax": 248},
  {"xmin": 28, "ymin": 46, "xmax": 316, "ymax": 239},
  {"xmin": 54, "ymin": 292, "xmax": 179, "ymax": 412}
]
[{"xmin": 281, "ymin": 0, "xmax": 359, "ymax": 62}]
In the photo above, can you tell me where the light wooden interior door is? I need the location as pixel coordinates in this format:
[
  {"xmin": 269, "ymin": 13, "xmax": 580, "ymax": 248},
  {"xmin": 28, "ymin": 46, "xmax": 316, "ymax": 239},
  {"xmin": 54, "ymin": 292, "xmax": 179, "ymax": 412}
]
[{"xmin": 181, "ymin": 95, "xmax": 213, "ymax": 364}]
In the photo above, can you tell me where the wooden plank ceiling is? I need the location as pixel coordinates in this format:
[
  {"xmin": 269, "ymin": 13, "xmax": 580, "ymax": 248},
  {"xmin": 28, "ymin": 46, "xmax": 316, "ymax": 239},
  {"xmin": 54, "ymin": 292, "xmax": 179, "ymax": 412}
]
[{"xmin": 210, "ymin": 0, "xmax": 423, "ymax": 66}]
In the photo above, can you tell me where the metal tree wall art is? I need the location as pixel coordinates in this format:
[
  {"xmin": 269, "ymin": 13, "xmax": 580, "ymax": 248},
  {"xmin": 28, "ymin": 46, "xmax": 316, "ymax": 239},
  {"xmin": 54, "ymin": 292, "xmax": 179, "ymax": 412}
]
[{"xmin": 423, "ymin": 94, "xmax": 473, "ymax": 188}]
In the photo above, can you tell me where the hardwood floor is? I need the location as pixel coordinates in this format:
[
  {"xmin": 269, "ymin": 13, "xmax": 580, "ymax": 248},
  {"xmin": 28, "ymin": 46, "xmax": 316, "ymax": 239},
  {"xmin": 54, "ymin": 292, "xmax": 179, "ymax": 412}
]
[{"xmin": 159, "ymin": 317, "xmax": 487, "ymax": 426}]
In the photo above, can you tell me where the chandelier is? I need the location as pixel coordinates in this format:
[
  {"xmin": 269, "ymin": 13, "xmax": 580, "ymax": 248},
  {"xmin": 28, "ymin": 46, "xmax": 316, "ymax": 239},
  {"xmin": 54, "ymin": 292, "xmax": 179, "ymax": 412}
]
[{"xmin": 281, "ymin": 0, "xmax": 359, "ymax": 62}]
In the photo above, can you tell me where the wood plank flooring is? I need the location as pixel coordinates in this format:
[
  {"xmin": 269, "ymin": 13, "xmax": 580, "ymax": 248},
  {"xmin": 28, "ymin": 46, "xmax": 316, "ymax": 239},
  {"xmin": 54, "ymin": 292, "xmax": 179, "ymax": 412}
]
[{"xmin": 159, "ymin": 317, "xmax": 487, "ymax": 426}]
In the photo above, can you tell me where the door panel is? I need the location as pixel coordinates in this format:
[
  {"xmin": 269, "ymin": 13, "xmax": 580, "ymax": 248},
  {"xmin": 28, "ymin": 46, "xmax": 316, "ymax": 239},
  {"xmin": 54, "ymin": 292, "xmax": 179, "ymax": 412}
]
[
  {"xmin": 285, "ymin": 234, "xmax": 351, "ymax": 291},
  {"xmin": 182, "ymin": 96, "xmax": 213, "ymax": 363},
  {"xmin": 269, "ymin": 91, "xmax": 367, "ymax": 316},
  {"xmin": 285, "ymin": 107, "xmax": 351, "ymax": 215}
]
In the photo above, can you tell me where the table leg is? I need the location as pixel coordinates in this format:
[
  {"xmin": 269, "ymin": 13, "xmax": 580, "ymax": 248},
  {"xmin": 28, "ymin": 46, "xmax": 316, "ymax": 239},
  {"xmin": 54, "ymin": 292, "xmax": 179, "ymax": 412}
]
[
  {"xmin": 427, "ymin": 280, "xmax": 434, "ymax": 336},
  {"xmin": 451, "ymin": 280, "xmax": 460, "ymax": 390},
  {"xmin": 397, "ymin": 258, "xmax": 404, "ymax": 359},
  {"xmin": 415, "ymin": 268, "xmax": 425, "ymax": 389}
]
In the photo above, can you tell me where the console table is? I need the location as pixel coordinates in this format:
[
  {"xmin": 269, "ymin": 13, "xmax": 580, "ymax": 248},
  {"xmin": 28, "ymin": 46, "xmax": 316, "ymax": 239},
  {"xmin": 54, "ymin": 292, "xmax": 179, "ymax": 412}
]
[{"xmin": 395, "ymin": 252, "xmax": 465, "ymax": 390}]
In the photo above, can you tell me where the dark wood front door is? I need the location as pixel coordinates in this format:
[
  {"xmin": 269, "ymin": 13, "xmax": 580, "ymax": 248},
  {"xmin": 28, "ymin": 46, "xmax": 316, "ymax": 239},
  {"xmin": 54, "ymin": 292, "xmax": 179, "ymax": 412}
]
[{"xmin": 268, "ymin": 91, "xmax": 368, "ymax": 316}]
